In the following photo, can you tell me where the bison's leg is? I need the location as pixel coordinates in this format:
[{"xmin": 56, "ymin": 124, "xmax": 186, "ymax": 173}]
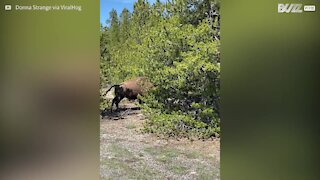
[
  {"xmin": 111, "ymin": 96, "xmax": 124, "ymax": 111},
  {"xmin": 111, "ymin": 97, "xmax": 115, "ymax": 112},
  {"xmin": 111, "ymin": 96, "xmax": 119, "ymax": 112},
  {"xmin": 115, "ymin": 96, "xmax": 124, "ymax": 110}
]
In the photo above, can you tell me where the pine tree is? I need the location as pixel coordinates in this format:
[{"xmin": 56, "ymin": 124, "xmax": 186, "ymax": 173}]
[
  {"xmin": 108, "ymin": 9, "xmax": 120, "ymax": 45},
  {"xmin": 119, "ymin": 8, "xmax": 131, "ymax": 43},
  {"xmin": 131, "ymin": 0, "xmax": 151, "ymax": 44}
]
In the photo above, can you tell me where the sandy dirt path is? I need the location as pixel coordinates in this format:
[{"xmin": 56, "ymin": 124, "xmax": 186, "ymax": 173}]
[{"xmin": 100, "ymin": 101, "xmax": 220, "ymax": 180}]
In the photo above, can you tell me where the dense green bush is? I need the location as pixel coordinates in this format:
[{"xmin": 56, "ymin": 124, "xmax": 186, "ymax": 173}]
[{"xmin": 141, "ymin": 105, "xmax": 220, "ymax": 139}]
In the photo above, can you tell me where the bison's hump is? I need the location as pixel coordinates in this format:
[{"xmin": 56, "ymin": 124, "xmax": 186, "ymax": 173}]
[{"xmin": 120, "ymin": 77, "xmax": 152, "ymax": 94}]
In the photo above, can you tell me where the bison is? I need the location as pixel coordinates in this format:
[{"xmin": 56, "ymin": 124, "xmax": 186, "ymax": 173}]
[{"xmin": 103, "ymin": 77, "xmax": 154, "ymax": 111}]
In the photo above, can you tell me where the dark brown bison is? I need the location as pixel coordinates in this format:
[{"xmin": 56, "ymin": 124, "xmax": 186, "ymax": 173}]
[{"xmin": 104, "ymin": 77, "xmax": 154, "ymax": 111}]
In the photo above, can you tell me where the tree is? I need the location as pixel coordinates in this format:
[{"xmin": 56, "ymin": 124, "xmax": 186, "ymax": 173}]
[
  {"xmin": 108, "ymin": 9, "xmax": 120, "ymax": 45},
  {"xmin": 119, "ymin": 8, "xmax": 131, "ymax": 43},
  {"xmin": 131, "ymin": 0, "xmax": 151, "ymax": 44}
]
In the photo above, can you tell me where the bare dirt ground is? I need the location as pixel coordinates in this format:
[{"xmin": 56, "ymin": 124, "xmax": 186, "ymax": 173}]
[{"xmin": 100, "ymin": 100, "xmax": 220, "ymax": 180}]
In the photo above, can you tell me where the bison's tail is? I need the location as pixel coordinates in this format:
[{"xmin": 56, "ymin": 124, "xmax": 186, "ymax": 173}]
[{"xmin": 102, "ymin": 84, "xmax": 120, "ymax": 96}]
